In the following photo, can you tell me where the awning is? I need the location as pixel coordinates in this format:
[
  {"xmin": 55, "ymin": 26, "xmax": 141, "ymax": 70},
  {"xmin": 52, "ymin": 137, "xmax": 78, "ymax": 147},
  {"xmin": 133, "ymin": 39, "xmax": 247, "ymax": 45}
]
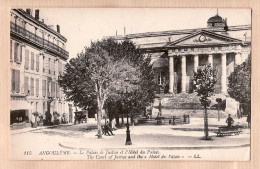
[{"xmin": 10, "ymin": 100, "xmax": 32, "ymax": 111}]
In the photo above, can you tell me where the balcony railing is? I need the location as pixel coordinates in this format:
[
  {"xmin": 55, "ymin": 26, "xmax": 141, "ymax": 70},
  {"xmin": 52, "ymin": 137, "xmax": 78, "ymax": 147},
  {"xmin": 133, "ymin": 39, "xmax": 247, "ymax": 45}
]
[{"xmin": 10, "ymin": 22, "xmax": 69, "ymax": 58}]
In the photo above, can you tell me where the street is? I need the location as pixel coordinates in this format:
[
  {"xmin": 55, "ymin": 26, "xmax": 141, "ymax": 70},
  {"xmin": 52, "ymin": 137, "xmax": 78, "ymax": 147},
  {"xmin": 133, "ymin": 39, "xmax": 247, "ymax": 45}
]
[{"xmin": 11, "ymin": 117, "xmax": 250, "ymax": 161}]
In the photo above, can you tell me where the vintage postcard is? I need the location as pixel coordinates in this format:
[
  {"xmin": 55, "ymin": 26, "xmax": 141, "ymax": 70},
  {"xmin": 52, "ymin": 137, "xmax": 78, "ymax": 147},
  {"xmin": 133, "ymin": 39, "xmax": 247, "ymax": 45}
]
[{"xmin": 10, "ymin": 8, "xmax": 251, "ymax": 161}]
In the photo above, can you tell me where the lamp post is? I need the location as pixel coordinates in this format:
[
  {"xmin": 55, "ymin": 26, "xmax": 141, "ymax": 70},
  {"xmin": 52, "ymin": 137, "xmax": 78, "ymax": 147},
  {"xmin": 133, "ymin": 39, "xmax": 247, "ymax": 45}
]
[{"xmin": 124, "ymin": 78, "xmax": 132, "ymax": 145}]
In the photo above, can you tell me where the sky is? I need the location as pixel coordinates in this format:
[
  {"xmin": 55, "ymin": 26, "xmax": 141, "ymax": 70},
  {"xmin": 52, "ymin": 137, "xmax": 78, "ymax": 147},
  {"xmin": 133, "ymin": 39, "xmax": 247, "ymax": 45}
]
[{"xmin": 38, "ymin": 8, "xmax": 251, "ymax": 60}]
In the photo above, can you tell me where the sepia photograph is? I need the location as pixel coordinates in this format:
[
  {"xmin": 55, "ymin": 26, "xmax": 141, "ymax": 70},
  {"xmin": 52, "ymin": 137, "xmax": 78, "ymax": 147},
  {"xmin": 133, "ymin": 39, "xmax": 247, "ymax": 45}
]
[{"xmin": 10, "ymin": 8, "xmax": 251, "ymax": 161}]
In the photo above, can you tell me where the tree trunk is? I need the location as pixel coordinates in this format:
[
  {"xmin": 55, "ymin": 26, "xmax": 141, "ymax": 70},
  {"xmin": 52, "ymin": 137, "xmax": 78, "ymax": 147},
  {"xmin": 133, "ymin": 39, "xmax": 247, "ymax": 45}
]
[
  {"xmin": 121, "ymin": 114, "xmax": 124, "ymax": 125},
  {"xmin": 116, "ymin": 115, "xmax": 120, "ymax": 127},
  {"xmin": 97, "ymin": 106, "xmax": 102, "ymax": 139},
  {"xmin": 204, "ymin": 106, "xmax": 209, "ymax": 140}
]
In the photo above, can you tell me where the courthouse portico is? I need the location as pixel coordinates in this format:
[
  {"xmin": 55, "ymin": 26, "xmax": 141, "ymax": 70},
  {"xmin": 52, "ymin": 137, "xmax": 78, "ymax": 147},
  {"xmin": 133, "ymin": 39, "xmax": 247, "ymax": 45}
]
[{"xmin": 166, "ymin": 30, "xmax": 246, "ymax": 94}]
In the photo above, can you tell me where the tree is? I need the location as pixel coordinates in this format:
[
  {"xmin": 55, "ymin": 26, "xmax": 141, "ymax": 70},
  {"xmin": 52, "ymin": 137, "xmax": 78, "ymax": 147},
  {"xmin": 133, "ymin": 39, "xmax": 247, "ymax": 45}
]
[
  {"xmin": 193, "ymin": 64, "xmax": 218, "ymax": 140},
  {"xmin": 59, "ymin": 39, "xmax": 156, "ymax": 138},
  {"xmin": 228, "ymin": 56, "xmax": 251, "ymax": 117},
  {"xmin": 99, "ymin": 39, "xmax": 156, "ymax": 125},
  {"xmin": 59, "ymin": 44, "xmax": 137, "ymax": 138}
]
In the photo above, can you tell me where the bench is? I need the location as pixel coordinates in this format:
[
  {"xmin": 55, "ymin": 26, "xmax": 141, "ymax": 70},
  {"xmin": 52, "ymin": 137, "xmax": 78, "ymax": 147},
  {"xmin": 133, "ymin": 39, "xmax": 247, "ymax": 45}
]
[{"xmin": 214, "ymin": 126, "xmax": 243, "ymax": 137}]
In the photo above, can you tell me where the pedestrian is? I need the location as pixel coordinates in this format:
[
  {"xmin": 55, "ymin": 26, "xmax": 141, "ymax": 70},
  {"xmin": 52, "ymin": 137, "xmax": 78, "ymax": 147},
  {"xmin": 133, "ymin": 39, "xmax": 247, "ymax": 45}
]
[
  {"xmin": 30, "ymin": 114, "xmax": 36, "ymax": 128},
  {"xmin": 226, "ymin": 114, "xmax": 234, "ymax": 129},
  {"xmin": 95, "ymin": 113, "xmax": 97, "ymax": 121},
  {"xmin": 104, "ymin": 121, "xmax": 114, "ymax": 136}
]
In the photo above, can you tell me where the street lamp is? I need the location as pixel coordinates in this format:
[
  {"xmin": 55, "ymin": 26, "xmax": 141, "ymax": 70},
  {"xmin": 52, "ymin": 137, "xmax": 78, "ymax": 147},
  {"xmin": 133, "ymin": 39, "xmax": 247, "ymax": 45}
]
[{"xmin": 124, "ymin": 78, "xmax": 132, "ymax": 145}]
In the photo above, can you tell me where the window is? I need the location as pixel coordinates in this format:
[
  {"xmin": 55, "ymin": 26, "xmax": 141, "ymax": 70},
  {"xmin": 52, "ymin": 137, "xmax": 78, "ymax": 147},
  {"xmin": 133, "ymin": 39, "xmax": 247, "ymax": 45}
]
[
  {"xmin": 47, "ymin": 81, "xmax": 51, "ymax": 97},
  {"xmin": 13, "ymin": 42, "xmax": 22, "ymax": 63},
  {"xmin": 30, "ymin": 77, "xmax": 34, "ymax": 96},
  {"xmin": 36, "ymin": 78, "xmax": 39, "ymax": 97},
  {"xmin": 24, "ymin": 76, "xmax": 29, "ymax": 95},
  {"xmin": 25, "ymin": 49, "xmax": 29, "ymax": 69},
  {"xmin": 31, "ymin": 52, "xmax": 34, "ymax": 70},
  {"xmin": 42, "ymin": 79, "xmax": 46, "ymax": 97},
  {"xmin": 58, "ymin": 61, "xmax": 62, "ymax": 74},
  {"xmin": 53, "ymin": 60, "xmax": 56, "ymax": 75},
  {"xmin": 11, "ymin": 69, "xmax": 20, "ymax": 93},
  {"xmin": 50, "ymin": 59, "xmax": 55, "ymax": 75},
  {"xmin": 48, "ymin": 58, "xmax": 51, "ymax": 74},
  {"xmin": 36, "ymin": 54, "xmax": 39, "ymax": 72},
  {"xmin": 11, "ymin": 69, "xmax": 15, "ymax": 92},
  {"xmin": 20, "ymin": 45, "xmax": 22, "ymax": 63},
  {"xmin": 10, "ymin": 40, "xmax": 12, "ymax": 61},
  {"xmin": 51, "ymin": 81, "xmax": 56, "ymax": 98},
  {"xmin": 43, "ymin": 57, "xmax": 45, "ymax": 72},
  {"xmin": 56, "ymin": 82, "xmax": 60, "ymax": 98},
  {"xmin": 14, "ymin": 42, "xmax": 18, "ymax": 62}
]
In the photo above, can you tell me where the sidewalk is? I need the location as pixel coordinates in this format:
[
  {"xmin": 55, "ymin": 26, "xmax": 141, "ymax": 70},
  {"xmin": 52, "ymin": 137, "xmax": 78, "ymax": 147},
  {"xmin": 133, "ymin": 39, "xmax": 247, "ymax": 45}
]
[
  {"xmin": 58, "ymin": 117, "xmax": 250, "ymax": 150},
  {"xmin": 10, "ymin": 123, "xmax": 74, "ymax": 135}
]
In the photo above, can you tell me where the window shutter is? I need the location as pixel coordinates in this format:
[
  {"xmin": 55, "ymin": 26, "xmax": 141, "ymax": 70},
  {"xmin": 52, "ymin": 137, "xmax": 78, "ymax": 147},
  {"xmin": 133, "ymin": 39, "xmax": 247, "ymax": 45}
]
[
  {"xmin": 56, "ymin": 83, "xmax": 60, "ymax": 98},
  {"xmin": 42, "ymin": 80, "xmax": 46, "ymax": 97},
  {"xmin": 36, "ymin": 54, "xmax": 39, "ymax": 72},
  {"xmin": 36, "ymin": 78, "xmax": 39, "ymax": 97},
  {"xmin": 14, "ymin": 43, "xmax": 18, "ymax": 62},
  {"xmin": 11, "ymin": 69, "xmax": 15, "ymax": 92},
  {"xmin": 25, "ymin": 49, "xmax": 29, "ymax": 69},
  {"xmin": 20, "ymin": 45, "xmax": 22, "ymax": 63},
  {"xmin": 48, "ymin": 58, "xmax": 51, "ymax": 74},
  {"xmin": 47, "ymin": 81, "xmax": 50, "ymax": 97},
  {"xmin": 31, "ymin": 52, "xmax": 34, "ymax": 70},
  {"xmin": 51, "ymin": 81, "xmax": 55, "ymax": 97},
  {"xmin": 10, "ymin": 40, "xmax": 12, "ymax": 61},
  {"xmin": 58, "ymin": 61, "xmax": 61, "ymax": 74},
  {"xmin": 24, "ymin": 76, "xmax": 29, "ymax": 95},
  {"xmin": 30, "ymin": 77, "xmax": 34, "ymax": 96},
  {"xmin": 54, "ymin": 60, "xmax": 56, "ymax": 75},
  {"xmin": 16, "ymin": 70, "xmax": 20, "ymax": 93}
]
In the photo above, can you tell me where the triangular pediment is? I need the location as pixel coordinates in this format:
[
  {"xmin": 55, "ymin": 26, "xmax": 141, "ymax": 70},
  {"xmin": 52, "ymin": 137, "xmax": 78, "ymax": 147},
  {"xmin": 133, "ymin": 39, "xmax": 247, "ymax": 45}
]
[{"xmin": 166, "ymin": 30, "xmax": 242, "ymax": 47}]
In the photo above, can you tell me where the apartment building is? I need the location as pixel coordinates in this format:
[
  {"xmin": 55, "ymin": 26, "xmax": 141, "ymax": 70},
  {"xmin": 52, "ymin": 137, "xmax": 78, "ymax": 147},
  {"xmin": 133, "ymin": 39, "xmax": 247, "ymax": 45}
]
[{"xmin": 10, "ymin": 9, "xmax": 74, "ymax": 127}]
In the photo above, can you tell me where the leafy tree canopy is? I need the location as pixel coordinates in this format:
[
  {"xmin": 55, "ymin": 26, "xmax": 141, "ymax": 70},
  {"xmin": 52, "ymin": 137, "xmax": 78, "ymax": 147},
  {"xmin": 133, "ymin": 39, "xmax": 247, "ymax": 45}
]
[
  {"xmin": 59, "ymin": 38, "xmax": 156, "ymax": 117},
  {"xmin": 228, "ymin": 56, "xmax": 251, "ymax": 105},
  {"xmin": 193, "ymin": 64, "xmax": 218, "ymax": 107}
]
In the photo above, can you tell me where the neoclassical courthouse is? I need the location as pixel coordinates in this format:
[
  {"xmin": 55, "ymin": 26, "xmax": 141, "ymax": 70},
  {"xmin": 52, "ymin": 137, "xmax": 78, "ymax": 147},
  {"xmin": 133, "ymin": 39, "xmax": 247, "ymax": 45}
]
[
  {"xmin": 107, "ymin": 13, "xmax": 251, "ymax": 113},
  {"xmin": 108, "ymin": 13, "xmax": 251, "ymax": 96}
]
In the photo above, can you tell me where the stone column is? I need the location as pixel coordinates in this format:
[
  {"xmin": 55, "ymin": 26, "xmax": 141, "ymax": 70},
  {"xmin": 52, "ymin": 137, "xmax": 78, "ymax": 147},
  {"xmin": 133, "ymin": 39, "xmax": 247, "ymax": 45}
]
[
  {"xmin": 169, "ymin": 56, "xmax": 174, "ymax": 93},
  {"xmin": 235, "ymin": 52, "xmax": 241, "ymax": 65},
  {"xmin": 221, "ymin": 53, "xmax": 227, "ymax": 94},
  {"xmin": 194, "ymin": 54, "xmax": 199, "ymax": 73},
  {"xmin": 208, "ymin": 54, "xmax": 213, "ymax": 67},
  {"xmin": 181, "ymin": 55, "xmax": 186, "ymax": 93}
]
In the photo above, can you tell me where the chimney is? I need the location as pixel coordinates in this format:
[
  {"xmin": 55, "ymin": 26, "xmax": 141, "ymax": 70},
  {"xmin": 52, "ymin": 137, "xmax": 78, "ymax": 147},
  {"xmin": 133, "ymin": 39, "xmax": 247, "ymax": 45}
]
[
  {"xmin": 56, "ymin": 25, "xmax": 60, "ymax": 33},
  {"xmin": 35, "ymin": 9, "xmax": 39, "ymax": 20},
  {"xmin": 26, "ymin": 9, "xmax": 31, "ymax": 15}
]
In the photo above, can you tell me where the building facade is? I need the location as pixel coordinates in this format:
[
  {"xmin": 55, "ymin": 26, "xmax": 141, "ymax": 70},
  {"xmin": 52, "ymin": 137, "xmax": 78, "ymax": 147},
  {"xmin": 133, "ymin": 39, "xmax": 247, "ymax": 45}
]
[
  {"xmin": 10, "ymin": 9, "xmax": 74, "ymax": 127},
  {"xmin": 105, "ymin": 13, "xmax": 251, "ymax": 116},
  {"xmin": 107, "ymin": 13, "xmax": 251, "ymax": 96}
]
